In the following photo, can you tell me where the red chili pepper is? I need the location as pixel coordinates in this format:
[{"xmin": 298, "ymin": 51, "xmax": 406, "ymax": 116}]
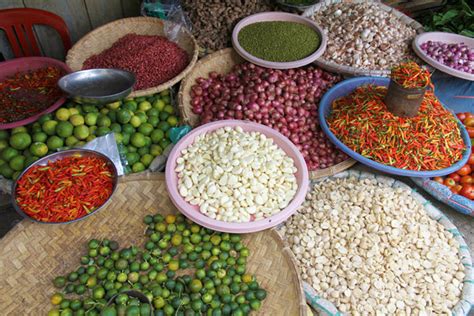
[
  {"xmin": 15, "ymin": 156, "xmax": 113, "ymax": 223},
  {"xmin": 390, "ymin": 61, "xmax": 432, "ymax": 89}
]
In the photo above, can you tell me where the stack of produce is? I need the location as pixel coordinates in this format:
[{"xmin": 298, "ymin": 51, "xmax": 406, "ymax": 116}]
[
  {"xmin": 190, "ymin": 63, "xmax": 346, "ymax": 171},
  {"xmin": 280, "ymin": 176, "xmax": 465, "ymax": 314},
  {"xmin": 310, "ymin": 2, "xmax": 418, "ymax": 70},
  {"xmin": 0, "ymin": 66, "xmax": 65, "ymax": 124},
  {"xmin": 48, "ymin": 213, "xmax": 267, "ymax": 316},
  {"xmin": 433, "ymin": 112, "xmax": 474, "ymax": 200},
  {"xmin": 175, "ymin": 126, "xmax": 298, "ymax": 223},
  {"xmin": 420, "ymin": 41, "xmax": 474, "ymax": 74},
  {"xmin": 181, "ymin": 0, "xmax": 275, "ymax": 52},
  {"xmin": 82, "ymin": 34, "xmax": 189, "ymax": 90},
  {"xmin": 0, "ymin": 90, "xmax": 178, "ymax": 179}
]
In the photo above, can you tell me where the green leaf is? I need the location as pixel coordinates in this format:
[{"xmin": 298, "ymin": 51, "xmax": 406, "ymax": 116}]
[
  {"xmin": 440, "ymin": 9, "xmax": 460, "ymax": 24},
  {"xmin": 461, "ymin": 0, "xmax": 473, "ymax": 15},
  {"xmin": 460, "ymin": 29, "xmax": 474, "ymax": 38}
]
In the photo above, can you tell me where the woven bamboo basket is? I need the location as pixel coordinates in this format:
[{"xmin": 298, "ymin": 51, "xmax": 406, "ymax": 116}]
[
  {"xmin": 177, "ymin": 48, "xmax": 357, "ymax": 179},
  {"xmin": 66, "ymin": 17, "xmax": 199, "ymax": 97},
  {"xmin": 0, "ymin": 173, "xmax": 307, "ymax": 315},
  {"xmin": 302, "ymin": 0, "xmax": 424, "ymax": 77}
]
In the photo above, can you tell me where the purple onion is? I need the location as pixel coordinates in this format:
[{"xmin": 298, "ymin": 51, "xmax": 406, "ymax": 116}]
[{"xmin": 421, "ymin": 40, "xmax": 474, "ymax": 74}]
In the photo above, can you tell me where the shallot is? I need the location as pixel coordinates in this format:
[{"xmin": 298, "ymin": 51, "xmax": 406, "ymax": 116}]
[
  {"xmin": 190, "ymin": 64, "xmax": 346, "ymax": 171},
  {"xmin": 420, "ymin": 41, "xmax": 474, "ymax": 74}
]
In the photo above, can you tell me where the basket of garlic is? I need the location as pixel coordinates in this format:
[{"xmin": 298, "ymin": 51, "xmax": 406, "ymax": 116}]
[
  {"xmin": 278, "ymin": 170, "xmax": 473, "ymax": 315},
  {"xmin": 303, "ymin": 0, "xmax": 424, "ymax": 77}
]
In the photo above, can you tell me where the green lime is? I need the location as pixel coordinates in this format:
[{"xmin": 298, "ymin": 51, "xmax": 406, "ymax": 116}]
[
  {"xmin": 159, "ymin": 112, "xmax": 169, "ymax": 121},
  {"xmin": 0, "ymin": 163, "xmax": 14, "ymax": 178},
  {"xmin": 117, "ymin": 109, "xmax": 132, "ymax": 124},
  {"xmin": 11, "ymin": 127, "xmax": 28, "ymax": 135},
  {"xmin": 56, "ymin": 121, "xmax": 74, "ymax": 138},
  {"xmin": 150, "ymin": 144, "xmax": 162, "ymax": 156},
  {"xmin": 55, "ymin": 108, "xmax": 71, "ymax": 121},
  {"xmin": 68, "ymin": 107, "xmax": 80, "ymax": 116},
  {"xmin": 32, "ymin": 132, "xmax": 48, "ymax": 143},
  {"xmin": 130, "ymin": 116, "xmax": 141, "ymax": 128},
  {"xmin": 38, "ymin": 114, "xmax": 53, "ymax": 124},
  {"xmin": 65, "ymin": 136, "xmax": 79, "ymax": 147},
  {"xmin": 153, "ymin": 99, "xmax": 166, "ymax": 111},
  {"xmin": 167, "ymin": 116, "xmax": 179, "ymax": 127},
  {"xmin": 137, "ymin": 146, "xmax": 150, "ymax": 156},
  {"xmin": 146, "ymin": 108, "xmax": 160, "ymax": 117},
  {"xmin": 47, "ymin": 136, "xmax": 64, "ymax": 150},
  {"xmin": 0, "ymin": 140, "xmax": 7, "ymax": 151},
  {"xmin": 100, "ymin": 108, "xmax": 109, "ymax": 115},
  {"xmin": 140, "ymin": 154, "xmax": 154, "ymax": 167},
  {"xmin": 138, "ymin": 101, "xmax": 152, "ymax": 112},
  {"xmin": 127, "ymin": 145, "xmax": 137, "ymax": 153},
  {"xmin": 122, "ymin": 124, "xmax": 135, "ymax": 135},
  {"xmin": 9, "ymin": 155, "xmax": 25, "ymax": 171},
  {"xmin": 97, "ymin": 115, "xmax": 111, "ymax": 128},
  {"xmin": 123, "ymin": 101, "xmax": 137, "ymax": 112},
  {"xmin": 144, "ymin": 136, "xmax": 151, "ymax": 147},
  {"xmin": 106, "ymin": 101, "xmax": 121, "ymax": 110},
  {"xmin": 31, "ymin": 123, "xmax": 42, "ymax": 133},
  {"xmin": 114, "ymin": 132, "xmax": 123, "ymax": 144},
  {"xmin": 30, "ymin": 142, "xmax": 48, "ymax": 157},
  {"xmin": 1, "ymin": 147, "xmax": 18, "ymax": 162},
  {"xmin": 132, "ymin": 162, "xmax": 145, "ymax": 173},
  {"xmin": 42, "ymin": 120, "xmax": 58, "ymax": 136},
  {"xmin": 157, "ymin": 121, "xmax": 170, "ymax": 132},
  {"xmin": 0, "ymin": 130, "xmax": 9, "ymax": 141},
  {"xmin": 126, "ymin": 152, "xmax": 140, "ymax": 165},
  {"xmin": 159, "ymin": 138, "xmax": 170, "ymax": 150},
  {"xmin": 100, "ymin": 306, "xmax": 117, "ymax": 316},
  {"xmin": 110, "ymin": 123, "xmax": 122, "ymax": 133},
  {"xmin": 160, "ymin": 90, "xmax": 170, "ymax": 97},
  {"xmin": 150, "ymin": 129, "xmax": 165, "ymax": 143},
  {"xmin": 84, "ymin": 112, "xmax": 98, "ymax": 126},
  {"xmin": 96, "ymin": 127, "xmax": 111, "ymax": 137},
  {"xmin": 86, "ymin": 135, "xmax": 96, "ymax": 142},
  {"xmin": 122, "ymin": 133, "xmax": 130, "ymax": 145},
  {"xmin": 148, "ymin": 116, "xmax": 159, "ymax": 127},
  {"xmin": 130, "ymin": 133, "xmax": 146, "ymax": 148},
  {"xmin": 138, "ymin": 123, "xmax": 153, "ymax": 136},
  {"xmin": 163, "ymin": 105, "xmax": 174, "ymax": 114},
  {"xmin": 25, "ymin": 155, "xmax": 39, "ymax": 167},
  {"xmin": 82, "ymin": 105, "xmax": 96, "ymax": 113},
  {"xmin": 136, "ymin": 112, "xmax": 147, "ymax": 124},
  {"xmin": 70, "ymin": 114, "xmax": 85, "ymax": 126},
  {"xmin": 0, "ymin": 159, "xmax": 5, "ymax": 166},
  {"xmin": 10, "ymin": 132, "xmax": 31, "ymax": 150},
  {"xmin": 74, "ymin": 125, "xmax": 90, "ymax": 140}
]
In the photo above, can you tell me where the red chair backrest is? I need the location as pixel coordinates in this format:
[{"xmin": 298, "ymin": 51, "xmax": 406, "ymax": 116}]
[{"xmin": 0, "ymin": 8, "xmax": 72, "ymax": 58}]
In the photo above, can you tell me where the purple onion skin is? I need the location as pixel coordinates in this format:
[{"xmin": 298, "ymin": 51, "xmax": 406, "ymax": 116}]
[{"xmin": 421, "ymin": 40, "xmax": 474, "ymax": 74}]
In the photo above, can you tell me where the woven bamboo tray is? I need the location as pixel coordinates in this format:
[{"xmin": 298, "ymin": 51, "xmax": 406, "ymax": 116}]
[
  {"xmin": 66, "ymin": 17, "xmax": 199, "ymax": 97},
  {"xmin": 177, "ymin": 48, "xmax": 356, "ymax": 179},
  {"xmin": 302, "ymin": 0, "xmax": 424, "ymax": 77},
  {"xmin": 0, "ymin": 172, "xmax": 307, "ymax": 315}
]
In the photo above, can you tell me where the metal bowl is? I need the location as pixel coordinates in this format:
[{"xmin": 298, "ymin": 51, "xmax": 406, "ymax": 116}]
[
  {"xmin": 11, "ymin": 149, "xmax": 118, "ymax": 224},
  {"xmin": 58, "ymin": 69, "xmax": 135, "ymax": 104},
  {"xmin": 275, "ymin": 0, "xmax": 319, "ymax": 11}
]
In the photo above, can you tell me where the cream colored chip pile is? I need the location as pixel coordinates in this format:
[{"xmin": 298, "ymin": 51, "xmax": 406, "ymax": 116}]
[
  {"xmin": 280, "ymin": 177, "xmax": 465, "ymax": 315},
  {"xmin": 176, "ymin": 126, "xmax": 298, "ymax": 223}
]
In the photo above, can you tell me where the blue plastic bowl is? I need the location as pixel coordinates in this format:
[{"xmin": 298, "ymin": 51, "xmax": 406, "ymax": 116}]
[{"xmin": 318, "ymin": 77, "xmax": 472, "ymax": 178}]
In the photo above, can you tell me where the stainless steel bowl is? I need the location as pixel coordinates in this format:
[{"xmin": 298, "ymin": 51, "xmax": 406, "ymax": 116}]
[
  {"xmin": 58, "ymin": 69, "xmax": 135, "ymax": 104},
  {"xmin": 11, "ymin": 149, "xmax": 118, "ymax": 224},
  {"xmin": 275, "ymin": 0, "xmax": 319, "ymax": 11}
]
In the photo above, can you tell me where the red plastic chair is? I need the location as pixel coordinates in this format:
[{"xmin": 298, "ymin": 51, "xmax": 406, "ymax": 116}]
[{"xmin": 0, "ymin": 8, "xmax": 72, "ymax": 58}]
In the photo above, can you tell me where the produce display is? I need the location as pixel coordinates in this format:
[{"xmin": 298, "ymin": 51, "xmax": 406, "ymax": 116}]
[
  {"xmin": 327, "ymin": 82, "xmax": 465, "ymax": 171},
  {"xmin": 390, "ymin": 61, "xmax": 431, "ymax": 89},
  {"xmin": 190, "ymin": 63, "xmax": 346, "ymax": 171},
  {"xmin": 181, "ymin": 0, "xmax": 275, "ymax": 52},
  {"xmin": 280, "ymin": 176, "xmax": 465, "ymax": 314},
  {"xmin": 48, "ymin": 213, "xmax": 267, "ymax": 316},
  {"xmin": 0, "ymin": 90, "xmax": 177, "ymax": 179},
  {"xmin": 310, "ymin": 2, "xmax": 418, "ymax": 70},
  {"xmin": 0, "ymin": 66, "xmax": 65, "ymax": 124},
  {"xmin": 433, "ymin": 112, "xmax": 474, "ymax": 200},
  {"xmin": 175, "ymin": 126, "xmax": 298, "ymax": 223},
  {"xmin": 237, "ymin": 21, "xmax": 320, "ymax": 62},
  {"xmin": 82, "ymin": 34, "xmax": 189, "ymax": 90},
  {"xmin": 15, "ymin": 155, "xmax": 113, "ymax": 223},
  {"xmin": 420, "ymin": 0, "xmax": 474, "ymax": 38},
  {"xmin": 420, "ymin": 41, "xmax": 474, "ymax": 74}
]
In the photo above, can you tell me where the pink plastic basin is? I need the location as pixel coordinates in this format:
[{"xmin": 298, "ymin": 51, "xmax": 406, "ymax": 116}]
[
  {"xmin": 165, "ymin": 120, "xmax": 310, "ymax": 233},
  {"xmin": 232, "ymin": 12, "xmax": 327, "ymax": 70},
  {"xmin": 0, "ymin": 57, "xmax": 71, "ymax": 129}
]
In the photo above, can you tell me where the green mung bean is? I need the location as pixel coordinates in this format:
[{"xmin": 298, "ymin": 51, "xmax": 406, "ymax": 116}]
[{"xmin": 238, "ymin": 21, "xmax": 320, "ymax": 62}]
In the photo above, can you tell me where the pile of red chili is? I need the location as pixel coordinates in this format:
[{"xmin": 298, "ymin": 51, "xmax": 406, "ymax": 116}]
[
  {"xmin": 15, "ymin": 155, "xmax": 114, "ymax": 223},
  {"xmin": 328, "ymin": 85, "xmax": 465, "ymax": 171},
  {"xmin": 390, "ymin": 61, "xmax": 431, "ymax": 89},
  {"xmin": 0, "ymin": 66, "xmax": 64, "ymax": 124},
  {"xmin": 82, "ymin": 33, "xmax": 189, "ymax": 90}
]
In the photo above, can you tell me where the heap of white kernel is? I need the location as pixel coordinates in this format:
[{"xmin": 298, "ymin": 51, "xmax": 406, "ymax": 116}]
[{"xmin": 175, "ymin": 126, "xmax": 298, "ymax": 223}]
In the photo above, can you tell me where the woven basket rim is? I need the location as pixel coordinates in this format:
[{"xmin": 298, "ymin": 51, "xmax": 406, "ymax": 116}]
[
  {"xmin": 65, "ymin": 16, "xmax": 199, "ymax": 97},
  {"xmin": 302, "ymin": 0, "xmax": 425, "ymax": 77}
]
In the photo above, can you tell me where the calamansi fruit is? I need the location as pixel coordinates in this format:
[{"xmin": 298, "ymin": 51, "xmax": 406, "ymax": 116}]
[
  {"xmin": 30, "ymin": 142, "xmax": 48, "ymax": 157},
  {"xmin": 55, "ymin": 108, "xmax": 71, "ymax": 121},
  {"xmin": 9, "ymin": 132, "xmax": 31, "ymax": 150}
]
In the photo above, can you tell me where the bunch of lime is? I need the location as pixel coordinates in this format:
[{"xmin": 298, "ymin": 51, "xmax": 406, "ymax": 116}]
[{"xmin": 0, "ymin": 90, "xmax": 178, "ymax": 179}]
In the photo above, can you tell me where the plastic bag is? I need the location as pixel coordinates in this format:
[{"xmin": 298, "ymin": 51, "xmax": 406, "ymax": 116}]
[{"xmin": 141, "ymin": 0, "xmax": 192, "ymax": 42}]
